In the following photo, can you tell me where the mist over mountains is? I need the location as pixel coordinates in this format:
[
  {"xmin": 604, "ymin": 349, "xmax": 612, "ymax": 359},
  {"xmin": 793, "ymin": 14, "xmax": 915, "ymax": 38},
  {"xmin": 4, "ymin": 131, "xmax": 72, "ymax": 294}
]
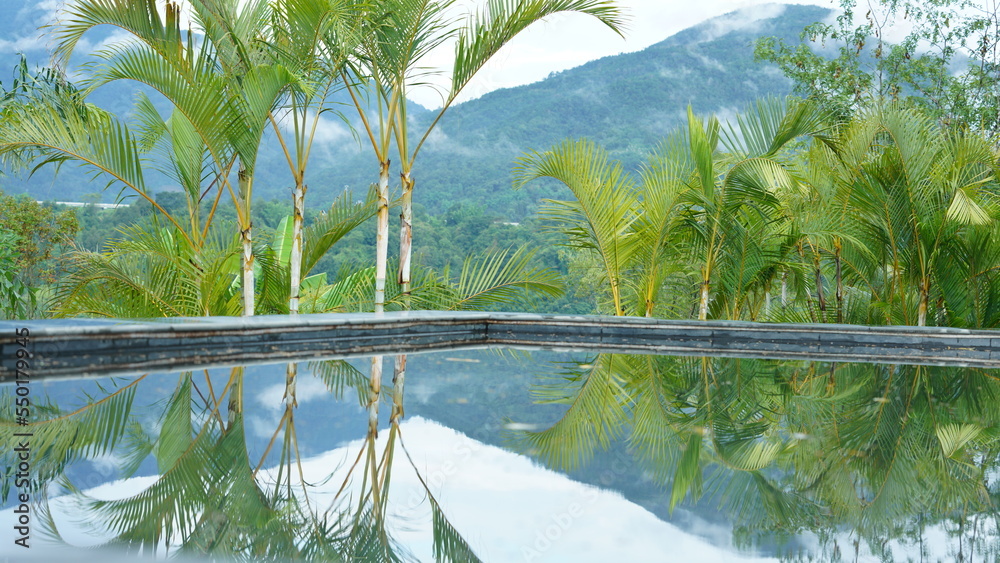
[{"xmin": 0, "ymin": 2, "xmax": 831, "ymax": 220}]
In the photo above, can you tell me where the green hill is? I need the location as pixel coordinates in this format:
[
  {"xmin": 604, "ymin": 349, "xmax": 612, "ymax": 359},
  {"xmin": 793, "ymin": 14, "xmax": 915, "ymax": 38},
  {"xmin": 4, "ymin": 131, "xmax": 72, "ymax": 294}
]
[{"xmin": 1, "ymin": 3, "xmax": 831, "ymax": 219}]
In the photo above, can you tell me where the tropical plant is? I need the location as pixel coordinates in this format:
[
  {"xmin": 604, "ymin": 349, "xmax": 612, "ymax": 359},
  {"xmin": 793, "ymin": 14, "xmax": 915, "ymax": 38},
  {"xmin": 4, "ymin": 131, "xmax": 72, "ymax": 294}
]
[
  {"xmin": 805, "ymin": 105, "xmax": 998, "ymax": 326},
  {"xmin": 382, "ymin": 0, "xmax": 627, "ymax": 307},
  {"xmin": 515, "ymin": 97, "xmax": 829, "ymax": 321},
  {"xmin": 47, "ymin": 0, "xmax": 300, "ymax": 315}
]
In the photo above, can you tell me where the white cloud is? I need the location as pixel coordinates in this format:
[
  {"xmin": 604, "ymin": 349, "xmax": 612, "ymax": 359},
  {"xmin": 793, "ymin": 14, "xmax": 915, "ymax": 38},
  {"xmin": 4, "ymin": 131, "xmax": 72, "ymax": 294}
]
[{"xmin": 0, "ymin": 34, "xmax": 47, "ymax": 54}]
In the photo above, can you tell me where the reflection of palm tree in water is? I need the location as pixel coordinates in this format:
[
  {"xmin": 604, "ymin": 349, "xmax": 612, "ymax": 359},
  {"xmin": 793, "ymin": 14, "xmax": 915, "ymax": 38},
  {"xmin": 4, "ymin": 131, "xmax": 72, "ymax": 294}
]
[
  {"xmin": 511, "ymin": 353, "xmax": 1000, "ymax": 557},
  {"xmin": 6, "ymin": 359, "xmax": 480, "ymax": 560}
]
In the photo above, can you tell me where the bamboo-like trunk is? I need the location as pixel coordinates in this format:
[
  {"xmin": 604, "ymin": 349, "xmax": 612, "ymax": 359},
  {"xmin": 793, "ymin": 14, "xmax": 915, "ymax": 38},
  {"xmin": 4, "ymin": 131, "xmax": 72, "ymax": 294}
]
[
  {"xmin": 698, "ymin": 279, "xmax": 710, "ymax": 320},
  {"xmin": 241, "ymin": 225, "xmax": 254, "ymax": 316},
  {"xmin": 390, "ymin": 354, "xmax": 406, "ymax": 425},
  {"xmin": 374, "ymin": 160, "xmax": 390, "ymax": 313},
  {"xmin": 814, "ymin": 256, "xmax": 826, "ymax": 312},
  {"xmin": 798, "ymin": 243, "xmax": 817, "ymax": 323},
  {"xmin": 289, "ymin": 182, "xmax": 306, "ymax": 315},
  {"xmin": 398, "ymin": 172, "xmax": 413, "ymax": 306},
  {"xmin": 781, "ymin": 271, "xmax": 787, "ymax": 308}
]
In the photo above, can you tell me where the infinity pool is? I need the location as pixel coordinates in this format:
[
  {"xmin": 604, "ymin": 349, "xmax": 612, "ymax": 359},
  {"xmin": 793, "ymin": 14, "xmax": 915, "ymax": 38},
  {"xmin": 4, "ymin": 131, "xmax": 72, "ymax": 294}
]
[{"xmin": 3, "ymin": 344, "xmax": 998, "ymax": 562}]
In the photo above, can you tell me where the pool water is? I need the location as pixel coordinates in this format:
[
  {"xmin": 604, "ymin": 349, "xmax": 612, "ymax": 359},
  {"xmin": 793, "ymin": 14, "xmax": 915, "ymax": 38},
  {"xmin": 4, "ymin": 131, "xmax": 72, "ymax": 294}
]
[{"xmin": 2, "ymin": 349, "xmax": 998, "ymax": 562}]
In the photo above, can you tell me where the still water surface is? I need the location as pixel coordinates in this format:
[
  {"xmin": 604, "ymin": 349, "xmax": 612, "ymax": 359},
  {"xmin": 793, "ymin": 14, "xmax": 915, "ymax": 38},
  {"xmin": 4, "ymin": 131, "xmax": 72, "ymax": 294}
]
[{"xmin": 1, "ymin": 349, "xmax": 997, "ymax": 562}]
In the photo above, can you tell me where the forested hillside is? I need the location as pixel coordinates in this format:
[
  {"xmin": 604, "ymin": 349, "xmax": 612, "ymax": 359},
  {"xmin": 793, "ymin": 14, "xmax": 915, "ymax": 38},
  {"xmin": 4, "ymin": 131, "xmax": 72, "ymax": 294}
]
[{"xmin": 0, "ymin": 3, "xmax": 829, "ymax": 219}]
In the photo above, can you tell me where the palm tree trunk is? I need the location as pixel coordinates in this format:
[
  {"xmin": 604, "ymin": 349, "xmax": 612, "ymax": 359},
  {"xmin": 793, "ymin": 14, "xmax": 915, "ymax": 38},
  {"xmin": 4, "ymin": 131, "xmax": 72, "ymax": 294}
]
[
  {"xmin": 238, "ymin": 165, "xmax": 255, "ymax": 317},
  {"xmin": 374, "ymin": 160, "xmax": 390, "ymax": 313},
  {"xmin": 398, "ymin": 172, "xmax": 413, "ymax": 307},
  {"xmin": 834, "ymin": 237, "xmax": 843, "ymax": 323},
  {"xmin": 698, "ymin": 277, "xmax": 710, "ymax": 321},
  {"xmin": 781, "ymin": 270, "xmax": 787, "ymax": 308},
  {"xmin": 918, "ymin": 277, "xmax": 929, "ymax": 326},
  {"xmin": 798, "ymin": 243, "xmax": 817, "ymax": 323},
  {"xmin": 289, "ymin": 181, "xmax": 306, "ymax": 315},
  {"xmin": 814, "ymin": 255, "xmax": 826, "ymax": 312},
  {"xmin": 241, "ymin": 226, "xmax": 255, "ymax": 316}
]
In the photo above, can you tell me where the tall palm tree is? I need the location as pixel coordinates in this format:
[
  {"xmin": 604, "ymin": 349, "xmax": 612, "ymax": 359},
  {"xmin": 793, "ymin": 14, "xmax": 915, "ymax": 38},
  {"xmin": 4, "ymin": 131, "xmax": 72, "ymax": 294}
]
[
  {"xmin": 387, "ymin": 0, "xmax": 627, "ymax": 305},
  {"xmin": 342, "ymin": 0, "xmax": 625, "ymax": 313},
  {"xmin": 50, "ymin": 0, "xmax": 299, "ymax": 316}
]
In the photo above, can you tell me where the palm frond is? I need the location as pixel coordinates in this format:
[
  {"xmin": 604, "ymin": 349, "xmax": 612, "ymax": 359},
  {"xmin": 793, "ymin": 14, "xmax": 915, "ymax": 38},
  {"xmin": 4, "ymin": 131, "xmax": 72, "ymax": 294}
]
[{"xmin": 450, "ymin": 0, "xmax": 626, "ymax": 103}]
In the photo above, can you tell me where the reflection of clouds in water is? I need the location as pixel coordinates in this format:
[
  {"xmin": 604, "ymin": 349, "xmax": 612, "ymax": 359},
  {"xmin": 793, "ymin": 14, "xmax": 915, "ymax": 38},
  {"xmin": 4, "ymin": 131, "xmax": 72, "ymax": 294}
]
[
  {"xmin": 266, "ymin": 417, "xmax": 777, "ymax": 562},
  {"xmin": 255, "ymin": 373, "xmax": 332, "ymax": 410},
  {"xmin": 11, "ymin": 417, "xmax": 774, "ymax": 561},
  {"xmin": 407, "ymin": 377, "xmax": 439, "ymax": 404},
  {"xmin": 249, "ymin": 374, "xmax": 341, "ymax": 438},
  {"xmin": 8, "ymin": 416, "xmax": 974, "ymax": 561}
]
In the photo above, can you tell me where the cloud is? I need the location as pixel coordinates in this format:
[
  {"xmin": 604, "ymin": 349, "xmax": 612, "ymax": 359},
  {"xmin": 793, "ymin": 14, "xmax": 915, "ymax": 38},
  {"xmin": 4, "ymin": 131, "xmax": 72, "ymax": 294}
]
[
  {"xmin": 0, "ymin": 34, "xmax": 48, "ymax": 54},
  {"xmin": 695, "ymin": 3, "xmax": 788, "ymax": 42}
]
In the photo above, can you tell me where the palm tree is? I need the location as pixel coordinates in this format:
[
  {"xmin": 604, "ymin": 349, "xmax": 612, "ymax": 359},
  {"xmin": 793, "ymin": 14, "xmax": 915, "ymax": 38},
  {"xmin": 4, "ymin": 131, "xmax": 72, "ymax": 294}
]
[
  {"xmin": 678, "ymin": 99, "xmax": 829, "ymax": 320},
  {"xmin": 514, "ymin": 98, "xmax": 829, "ymax": 320},
  {"xmin": 341, "ymin": 0, "xmax": 625, "ymax": 313},
  {"xmin": 514, "ymin": 138, "xmax": 641, "ymax": 316},
  {"xmin": 814, "ymin": 105, "xmax": 996, "ymax": 326},
  {"xmin": 49, "ymin": 0, "xmax": 299, "ymax": 316},
  {"xmin": 387, "ymin": 0, "xmax": 627, "ymax": 306}
]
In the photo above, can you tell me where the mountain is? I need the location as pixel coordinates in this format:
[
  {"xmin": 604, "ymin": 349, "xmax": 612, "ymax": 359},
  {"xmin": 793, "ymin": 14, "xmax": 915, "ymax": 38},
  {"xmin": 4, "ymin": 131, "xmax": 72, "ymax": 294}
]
[{"xmin": 0, "ymin": 3, "xmax": 832, "ymax": 220}]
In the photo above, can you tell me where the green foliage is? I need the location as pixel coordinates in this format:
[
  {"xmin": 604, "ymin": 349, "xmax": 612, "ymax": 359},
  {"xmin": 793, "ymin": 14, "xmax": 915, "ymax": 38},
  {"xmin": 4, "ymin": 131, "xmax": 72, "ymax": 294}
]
[
  {"xmin": 0, "ymin": 191, "xmax": 78, "ymax": 286},
  {"xmin": 755, "ymin": 0, "xmax": 1000, "ymax": 132},
  {"xmin": 0, "ymin": 228, "xmax": 34, "ymax": 319}
]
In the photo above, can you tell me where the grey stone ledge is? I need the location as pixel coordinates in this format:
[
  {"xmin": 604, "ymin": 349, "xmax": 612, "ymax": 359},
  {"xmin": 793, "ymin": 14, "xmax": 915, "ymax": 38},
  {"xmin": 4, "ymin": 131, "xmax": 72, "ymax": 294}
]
[{"xmin": 3, "ymin": 312, "xmax": 1000, "ymax": 380}]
